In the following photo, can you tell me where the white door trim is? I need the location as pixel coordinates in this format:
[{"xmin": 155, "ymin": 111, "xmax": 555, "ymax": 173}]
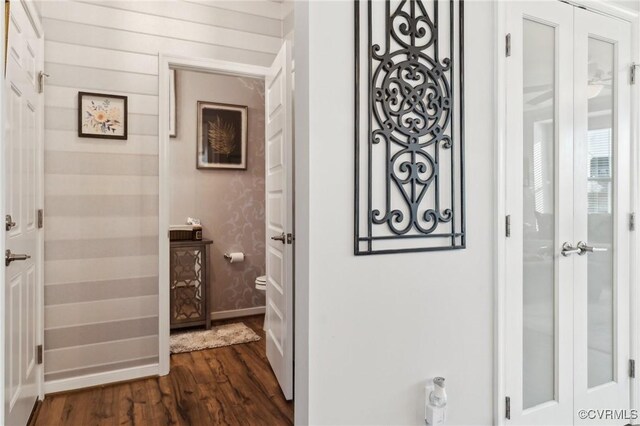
[
  {"xmin": 157, "ymin": 54, "xmax": 269, "ymax": 375},
  {"xmin": 494, "ymin": 1, "xmax": 640, "ymax": 424},
  {"xmin": 493, "ymin": 3, "xmax": 507, "ymax": 422}
]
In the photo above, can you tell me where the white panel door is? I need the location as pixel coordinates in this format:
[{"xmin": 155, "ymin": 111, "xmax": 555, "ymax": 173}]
[
  {"xmin": 3, "ymin": 1, "xmax": 43, "ymax": 425},
  {"xmin": 265, "ymin": 41, "xmax": 293, "ymax": 400},
  {"xmin": 505, "ymin": 2, "xmax": 632, "ymax": 425}
]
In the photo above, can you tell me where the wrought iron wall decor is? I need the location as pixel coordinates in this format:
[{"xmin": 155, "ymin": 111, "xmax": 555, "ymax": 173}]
[{"xmin": 354, "ymin": 0, "xmax": 465, "ymax": 255}]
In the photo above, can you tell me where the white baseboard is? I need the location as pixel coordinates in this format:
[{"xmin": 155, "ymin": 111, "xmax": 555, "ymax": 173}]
[
  {"xmin": 43, "ymin": 308, "xmax": 265, "ymax": 394},
  {"xmin": 44, "ymin": 363, "xmax": 159, "ymax": 394},
  {"xmin": 211, "ymin": 306, "xmax": 265, "ymax": 320}
]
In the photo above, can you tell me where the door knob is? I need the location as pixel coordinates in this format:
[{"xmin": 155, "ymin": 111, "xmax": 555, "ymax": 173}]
[
  {"xmin": 271, "ymin": 233, "xmax": 286, "ymax": 243},
  {"xmin": 5, "ymin": 250, "xmax": 31, "ymax": 266},
  {"xmin": 577, "ymin": 241, "xmax": 608, "ymax": 255},
  {"xmin": 561, "ymin": 242, "xmax": 581, "ymax": 257},
  {"xmin": 5, "ymin": 215, "xmax": 16, "ymax": 231}
]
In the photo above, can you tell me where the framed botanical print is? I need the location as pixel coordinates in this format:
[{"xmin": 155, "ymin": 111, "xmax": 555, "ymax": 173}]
[
  {"xmin": 197, "ymin": 101, "xmax": 247, "ymax": 170},
  {"xmin": 78, "ymin": 92, "xmax": 128, "ymax": 139}
]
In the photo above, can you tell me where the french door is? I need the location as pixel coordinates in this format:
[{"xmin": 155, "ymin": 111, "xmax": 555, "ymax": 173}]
[{"xmin": 505, "ymin": 2, "xmax": 631, "ymax": 424}]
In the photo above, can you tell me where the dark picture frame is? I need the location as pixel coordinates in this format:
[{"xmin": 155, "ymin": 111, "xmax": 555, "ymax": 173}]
[
  {"xmin": 78, "ymin": 91, "xmax": 128, "ymax": 140},
  {"xmin": 196, "ymin": 101, "xmax": 248, "ymax": 170}
]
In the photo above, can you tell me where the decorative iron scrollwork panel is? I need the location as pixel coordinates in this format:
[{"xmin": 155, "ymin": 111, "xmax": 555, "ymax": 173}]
[{"xmin": 355, "ymin": 0, "xmax": 465, "ymax": 255}]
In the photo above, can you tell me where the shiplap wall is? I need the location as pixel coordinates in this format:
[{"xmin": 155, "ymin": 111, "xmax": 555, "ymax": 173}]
[{"xmin": 40, "ymin": 0, "xmax": 283, "ymax": 383}]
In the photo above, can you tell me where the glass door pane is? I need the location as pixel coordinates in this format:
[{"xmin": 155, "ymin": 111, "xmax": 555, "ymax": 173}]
[
  {"xmin": 522, "ymin": 18, "xmax": 556, "ymax": 408},
  {"xmin": 586, "ymin": 37, "xmax": 614, "ymax": 388}
]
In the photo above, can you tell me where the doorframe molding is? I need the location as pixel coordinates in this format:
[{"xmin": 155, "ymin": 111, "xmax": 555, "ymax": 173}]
[
  {"xmin": 493, "ymin": 3, "xmax": 506, "ymax": 423},
  {"xmin": 493, "ymin": 1, "xmax": 640, "ymax": 424},
  {"xmin": 157, "ymin": 54, "xmax": 269, "ymax": 375}
]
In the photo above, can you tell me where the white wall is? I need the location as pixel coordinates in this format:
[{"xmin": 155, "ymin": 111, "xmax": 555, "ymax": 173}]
[{"xmin": 298, "ymin": 1, "xmax": 495, "ymax": 424}]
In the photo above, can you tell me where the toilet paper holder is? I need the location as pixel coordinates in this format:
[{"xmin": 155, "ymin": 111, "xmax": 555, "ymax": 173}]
[{"xmin": 223, "ymin": 252, "xmax": 245, "ymax": 263}]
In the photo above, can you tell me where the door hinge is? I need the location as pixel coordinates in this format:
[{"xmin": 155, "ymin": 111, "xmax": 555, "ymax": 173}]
[
  {"xmin": 505, "ymin": 215, "xmax": 511, "ymax": 237},
  {"xmin": 505, "ymin": 396, "xmax": 511, "ymax": 420},
  {"xmin": 505, "ymin": 33, "xmax": 511, "ymax": 57},
  {"xmin": 630, "ymin": 213, "xmax": 635, "ymax": 231},
  {"xmin": 286, "ymin": 233, "xmax": 294, "ymax": 244},
  {"xmin": 37, "ymin": 209, "xmax": 44, "ymax": 229},
  {"xmin": 630, "ymin": 359, "xmax": 636, "ymax": 378},
  {"xmin": 37, "ymin": 71, "xmax": 49, "ymax": 94},
  {"xmin": 37, "ymin": 345, "xmax": 43, "ymax": 365},
  {"xmin": 5, "ymin": 214, "xmax": 16, "ymax": 231},
  {"xmin": 632, "ymin": 63, "xmax": 639, "ymax": 85}
]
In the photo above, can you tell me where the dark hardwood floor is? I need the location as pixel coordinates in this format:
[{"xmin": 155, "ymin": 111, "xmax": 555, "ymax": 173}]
[{"xmin": 33, "ymin": 315, "xmax": 293, "ymax": 426}]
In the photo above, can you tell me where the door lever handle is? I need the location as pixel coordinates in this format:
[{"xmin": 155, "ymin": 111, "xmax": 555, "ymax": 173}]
[
  {"xmin": 577, "ymin": 241, "xmax": 608, "ymax": 255},
  {"xmin": 561, "ymin": 242, "xmax": 581, "ymax": 257},
  {"xmin": 5, "ymin": 250, "xmax": 31, "ymax": 266},
  {"xmin": 271, "ymin": 233, "xmax": 286, "ymax": 244}
]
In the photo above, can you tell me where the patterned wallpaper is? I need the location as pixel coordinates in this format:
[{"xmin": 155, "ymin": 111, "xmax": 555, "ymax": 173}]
[{"xmin": 170, "ymin": 70, "xmax": 266, "ymax": 312}]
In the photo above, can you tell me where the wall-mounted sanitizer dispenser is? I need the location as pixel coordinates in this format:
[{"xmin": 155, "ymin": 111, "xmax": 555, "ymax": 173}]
[{"xmin": 425, "ymin": 377, "xmax": 447, "ymax": 425}]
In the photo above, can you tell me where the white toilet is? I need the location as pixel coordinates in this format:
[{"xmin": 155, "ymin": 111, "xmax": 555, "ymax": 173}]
[
  {"xmin": 255, "ymin": 275, "xmax": 267, "ymax": 329},
  {"xmin": 255, "ymin": 275, "xmax": 267, "ymax": 291}
]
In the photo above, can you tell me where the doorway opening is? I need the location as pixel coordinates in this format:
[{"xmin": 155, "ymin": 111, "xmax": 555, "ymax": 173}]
[{"xmin": 157, "ymin": 43, "xmax": 295, "ymax": 420}]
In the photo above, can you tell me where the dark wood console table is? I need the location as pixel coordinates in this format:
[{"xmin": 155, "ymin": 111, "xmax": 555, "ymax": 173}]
[{"xmin": 169, "ymin": 239, "xmax": 213, "ymax": 330}]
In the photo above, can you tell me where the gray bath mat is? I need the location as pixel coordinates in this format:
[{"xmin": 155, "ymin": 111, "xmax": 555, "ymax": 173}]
[{"xmin": 170, "ymin": 322, "xmax": 261, "ymax": 354}]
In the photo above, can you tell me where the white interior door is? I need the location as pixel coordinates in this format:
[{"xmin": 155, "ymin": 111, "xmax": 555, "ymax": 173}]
[
  {"xmin": 265, "ymin": 41, "xmax": 293, "ymax": 400},
  {"xmin": 572, "ymin": 8, "xmax": 631, "ymax": 423},
  {"xmin": 505, "ymin": 2, "xmax": 632, "ymax": 425},
  {"xmin": 505, "ymin": 2, "xmax": 575, "ymax": 424},
  {"xmin": 3, "ymin": 1, "xmax": 44, "ymax": 425}
]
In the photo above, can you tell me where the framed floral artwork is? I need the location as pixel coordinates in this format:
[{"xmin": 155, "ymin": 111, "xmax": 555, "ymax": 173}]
[
  {"xmin": 196, "ymin": 101, "xmax": 247, "ymax": 170},
  {"xmin": 78, "ymin": 92, "xmax": 128, "ymax": 139}
]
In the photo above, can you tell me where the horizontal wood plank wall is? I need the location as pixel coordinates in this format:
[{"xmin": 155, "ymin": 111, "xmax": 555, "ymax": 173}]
[{"xmin": 40, "ymin": 0, "xmax": 283, "ymax": 383}]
